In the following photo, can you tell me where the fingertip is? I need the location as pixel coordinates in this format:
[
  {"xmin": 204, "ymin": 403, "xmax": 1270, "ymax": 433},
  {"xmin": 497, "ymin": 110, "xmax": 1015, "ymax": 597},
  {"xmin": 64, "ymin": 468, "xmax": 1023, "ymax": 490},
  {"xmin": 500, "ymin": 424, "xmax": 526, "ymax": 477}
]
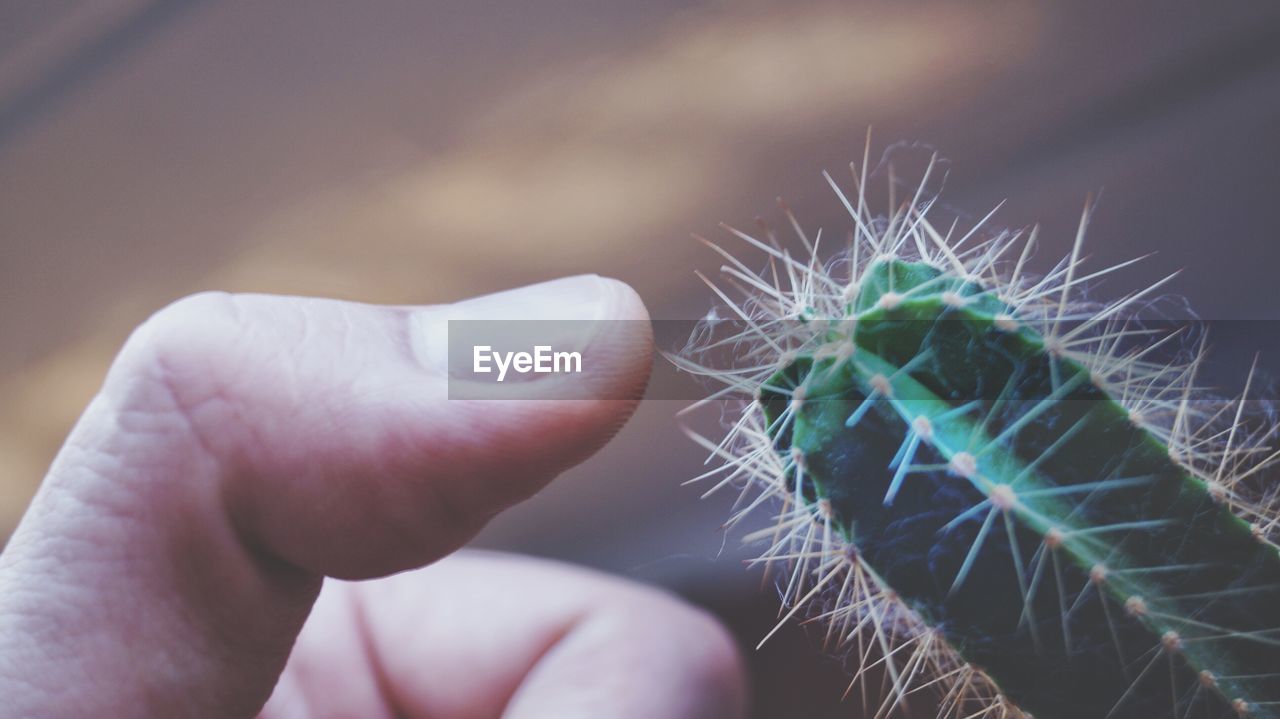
[
  {"xmin": 629, "ymin": 594, "xmax": 751, "ymax": 719},
  {"xmin": 614, "ymin": 593, "xmax": 747, "ymax": 716},
  {"xmin": 597, "ymin": 274, "xmax": 652, "ymax": 324},
  {"xmin": 685, "ymin": 606, "xmax": 752, "ymax": 719},
  {"xmin": 557, "ymin": 274, "xmax": 654, "ymax": 403},
  {"xmin": 416, "ymin": 273, "xmax": 654, "ymax": 474},
  {"xmin": 413, "ymin": 273, "xmax": 653, "ymax": 400}
]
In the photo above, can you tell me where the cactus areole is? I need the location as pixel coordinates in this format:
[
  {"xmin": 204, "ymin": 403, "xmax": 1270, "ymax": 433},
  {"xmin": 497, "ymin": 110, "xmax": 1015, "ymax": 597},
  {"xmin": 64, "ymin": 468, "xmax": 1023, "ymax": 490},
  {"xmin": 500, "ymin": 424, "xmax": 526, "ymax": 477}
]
[{"xmin": 678, "ymin": 154, "xmax": 1280, "ymax": 719}]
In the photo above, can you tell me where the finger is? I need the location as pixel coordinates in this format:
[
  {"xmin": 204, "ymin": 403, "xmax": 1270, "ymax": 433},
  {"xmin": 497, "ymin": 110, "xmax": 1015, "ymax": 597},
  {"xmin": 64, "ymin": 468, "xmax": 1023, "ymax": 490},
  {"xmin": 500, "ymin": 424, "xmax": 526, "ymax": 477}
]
[
  {"xmin": 0, "ymin": 275, "xmax": 652, "ymax": 717},
  {"xmin": 262, "ymin": 552, "xmax": 748, "ymax": 719}
]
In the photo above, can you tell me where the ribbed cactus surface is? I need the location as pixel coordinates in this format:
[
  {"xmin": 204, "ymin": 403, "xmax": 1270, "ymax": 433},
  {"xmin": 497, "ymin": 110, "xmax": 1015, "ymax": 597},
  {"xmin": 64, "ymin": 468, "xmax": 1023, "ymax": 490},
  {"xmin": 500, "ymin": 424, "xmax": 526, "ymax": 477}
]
[{"xmin": 758, "ymin": 258, "xmax": 1280, "ymax": 718}]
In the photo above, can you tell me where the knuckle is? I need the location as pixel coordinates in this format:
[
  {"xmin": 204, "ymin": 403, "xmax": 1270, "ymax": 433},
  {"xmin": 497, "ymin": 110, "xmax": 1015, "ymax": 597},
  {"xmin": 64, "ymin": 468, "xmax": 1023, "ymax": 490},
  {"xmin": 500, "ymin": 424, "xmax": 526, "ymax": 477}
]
[
  {"xmin": 111, "ymin": 291, "xmax": 246, "ymax": 412},
  {"xmin": 124, "ymin": 291, "xmax": 238, "ymax": 368},
  {"xmin": 124, "ymin": 291, "xmax": 239, "ymax": 365},
  {"xmin": 625, "ymin": 588, "xmax": 741, "ymax": 665},
  {"xmin": 150, "ymin": 290, "xmax": 240, "ymax": 337}
]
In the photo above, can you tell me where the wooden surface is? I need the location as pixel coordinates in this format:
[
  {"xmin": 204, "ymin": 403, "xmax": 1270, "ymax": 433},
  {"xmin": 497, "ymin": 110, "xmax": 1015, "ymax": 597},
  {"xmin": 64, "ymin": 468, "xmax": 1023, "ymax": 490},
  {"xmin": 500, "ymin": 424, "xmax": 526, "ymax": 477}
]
[{"xmin": 3, "ymin": 2, "xmax": 1280, "ymax": 716}]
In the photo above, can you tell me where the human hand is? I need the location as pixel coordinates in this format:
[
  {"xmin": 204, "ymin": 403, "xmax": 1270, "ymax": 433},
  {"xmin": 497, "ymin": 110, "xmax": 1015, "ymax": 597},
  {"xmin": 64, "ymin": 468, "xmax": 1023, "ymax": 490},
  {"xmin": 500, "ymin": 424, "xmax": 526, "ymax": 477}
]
[{"xmin": 0, "ymin": 275, "xmax": 747, "ymax": 718}]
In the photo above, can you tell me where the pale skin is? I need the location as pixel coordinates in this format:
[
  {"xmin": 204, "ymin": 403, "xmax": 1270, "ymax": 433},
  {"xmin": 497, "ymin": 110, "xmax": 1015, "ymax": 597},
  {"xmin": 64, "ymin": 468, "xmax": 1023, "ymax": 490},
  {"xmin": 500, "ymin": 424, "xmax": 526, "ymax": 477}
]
[{"xmin": 0, "ymin": 275, "xmax": 749, "ymax": 717}]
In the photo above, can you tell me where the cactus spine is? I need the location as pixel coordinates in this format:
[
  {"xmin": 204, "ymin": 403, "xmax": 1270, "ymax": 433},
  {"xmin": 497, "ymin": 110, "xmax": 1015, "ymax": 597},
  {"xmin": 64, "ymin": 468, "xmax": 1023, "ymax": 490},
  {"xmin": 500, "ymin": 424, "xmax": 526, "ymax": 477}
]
[{"xmin": 677, "ymin": 151, "xmax": 1280, "ymax": 718}]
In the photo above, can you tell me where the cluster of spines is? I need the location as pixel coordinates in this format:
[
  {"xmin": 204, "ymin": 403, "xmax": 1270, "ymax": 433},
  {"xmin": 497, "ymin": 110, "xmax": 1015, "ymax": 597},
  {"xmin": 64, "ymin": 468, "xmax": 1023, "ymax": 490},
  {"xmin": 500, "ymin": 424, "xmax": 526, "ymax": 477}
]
[
  {"xmin": 673, "ymin": 140, "xmax": 1280, "ymax": 718},
  {"xmin": 686, "ymin": 405, "xmax": 1026, "ymax": 719}
]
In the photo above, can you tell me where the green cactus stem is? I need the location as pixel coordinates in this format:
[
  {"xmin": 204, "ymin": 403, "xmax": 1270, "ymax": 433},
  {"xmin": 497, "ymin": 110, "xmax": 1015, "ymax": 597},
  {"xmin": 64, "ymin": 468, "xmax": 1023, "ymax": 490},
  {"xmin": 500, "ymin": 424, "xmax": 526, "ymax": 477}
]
[{"xmin": 676, "ymin": 154, "xmax": 1280, "ymax": 719}]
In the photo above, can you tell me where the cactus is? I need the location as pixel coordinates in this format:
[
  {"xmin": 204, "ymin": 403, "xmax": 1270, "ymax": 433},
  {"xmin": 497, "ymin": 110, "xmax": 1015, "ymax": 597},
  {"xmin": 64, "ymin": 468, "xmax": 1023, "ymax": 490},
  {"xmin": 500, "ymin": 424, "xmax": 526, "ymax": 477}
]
[{"xmin": 674, "ymin": 147, "xmax": 1280, "ymax": 718}]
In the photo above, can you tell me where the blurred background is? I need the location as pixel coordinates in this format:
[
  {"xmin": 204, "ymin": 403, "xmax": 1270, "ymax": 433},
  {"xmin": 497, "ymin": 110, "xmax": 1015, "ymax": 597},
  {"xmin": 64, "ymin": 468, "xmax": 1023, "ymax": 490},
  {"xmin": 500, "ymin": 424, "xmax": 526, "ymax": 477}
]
[{"xmin": 3, "ymin": 1, "xmax": 1280, "ymax": 716}]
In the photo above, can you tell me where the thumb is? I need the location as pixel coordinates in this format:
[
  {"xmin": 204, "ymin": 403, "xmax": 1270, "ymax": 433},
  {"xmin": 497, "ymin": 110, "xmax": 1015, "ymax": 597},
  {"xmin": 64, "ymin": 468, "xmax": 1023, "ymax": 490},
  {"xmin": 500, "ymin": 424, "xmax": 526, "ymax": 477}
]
[{"xmin": 0, "ymin": 275, "xmax": 652, "ymax": 717}]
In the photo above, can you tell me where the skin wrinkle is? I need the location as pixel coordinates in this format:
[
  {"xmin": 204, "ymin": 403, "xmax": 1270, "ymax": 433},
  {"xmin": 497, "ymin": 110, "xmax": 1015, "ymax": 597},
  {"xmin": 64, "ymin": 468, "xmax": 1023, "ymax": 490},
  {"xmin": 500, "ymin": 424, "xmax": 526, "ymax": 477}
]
[
  {"xmin": 148, "ymin": 353, "xmax": 225, "ymax": 479},
  {"xmin": 505, "ymin": 609, "xmax": 620, "ymax": 716},
  {"xmin": 332, "ymin": 300, "xmax": 368, "ymax": 367},
  {"xmin": 351, "ymin": 583, "xmax": 435, "ymax": 719},
  {"xmin": 494, "ymin": 612, "xmax": 585, "ymax": 719},
  {"xmin": 29, "ymin": 441, "xmax": 183, "ymax": 579},
  {"xmin": 514, "ymin": 610, "xmax": 639, "ymax": 715}
]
